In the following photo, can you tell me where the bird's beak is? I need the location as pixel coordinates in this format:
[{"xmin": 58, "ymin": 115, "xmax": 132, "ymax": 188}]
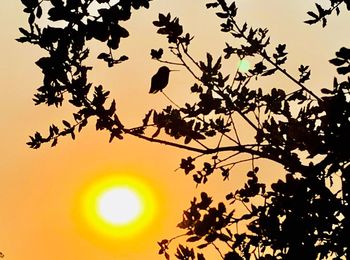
[{"xmin": 169, "ymin": 70, "xmax": 179, "ymax": 72}]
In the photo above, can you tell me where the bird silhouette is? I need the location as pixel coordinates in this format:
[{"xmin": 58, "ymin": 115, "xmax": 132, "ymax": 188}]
[{"xmin": 149, "ymin": 66, "xmax": 171, "ymax": 94}]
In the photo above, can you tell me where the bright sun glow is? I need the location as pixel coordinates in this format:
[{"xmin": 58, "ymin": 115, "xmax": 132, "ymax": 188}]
[
  {"xmin": 97, "ymin": 187, "xmax": 142, "ymax": 225},
  {"xmin": 77, "ymin": 174, "xmax": 158, "ymax": 239}
]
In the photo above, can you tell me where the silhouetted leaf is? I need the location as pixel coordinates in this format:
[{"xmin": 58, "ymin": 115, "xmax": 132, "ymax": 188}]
[
  {"xmin": 337, "ymin": 66, "xmax": 350, "ymax": 75},
  {"xmin": 197, "ymin": 243, "xmax": 209, "ymax": 249},
  {"xmin": 216, "ymin": 12, "xmax": 228, "ymax": 18},
  {"xmin": 186, "ymin": 236, "xmax": 201, "ymax": 242},
  {"xmin": 36, "ymin": 5, "xmax": 42, "ymax": 18},
  {"xmin": 51, "ymin": 138, "xmax": 58, "ymax": 147},
  {"xmin": 307, "ymin": 11, "xmax": 318, "ymax": 19},
  {"xmin": 62, "ymin": 120, "xmax": 71, "ymax": 128},
  {"xmin": 151, "ymin": 48, "xmax": 163, "ymax": 59},
  {"xmin": 97, "ymin": 53, "xmax": 110, "ymax": 60},
  {"xmin": 321, "ymin": 88, "xmax": 332, "ymax": 94},
  {"xmin": 206, "ymin": 3, "xmax": 219, "ymax": 9}
]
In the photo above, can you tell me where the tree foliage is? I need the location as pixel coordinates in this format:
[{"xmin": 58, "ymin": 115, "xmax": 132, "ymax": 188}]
[{"xmin": 19, "ymin": 0, "xmax": 350, "ymax": 259}]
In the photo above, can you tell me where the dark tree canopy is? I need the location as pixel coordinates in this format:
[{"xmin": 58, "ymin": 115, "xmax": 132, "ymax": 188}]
[{"xmin": 19, "ymin": 0, "xmax": 350, "ymax": 259}]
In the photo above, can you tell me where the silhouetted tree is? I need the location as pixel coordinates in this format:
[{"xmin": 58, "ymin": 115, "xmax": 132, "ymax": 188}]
[{"xmin": 19, "ymin": 0, "xmax": 350, "ymax": 259}]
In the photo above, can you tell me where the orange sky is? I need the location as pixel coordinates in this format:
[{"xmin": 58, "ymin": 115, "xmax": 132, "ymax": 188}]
[{"xmin": 1, "ymin": 1, "xmax": 349, "ymax": 259}]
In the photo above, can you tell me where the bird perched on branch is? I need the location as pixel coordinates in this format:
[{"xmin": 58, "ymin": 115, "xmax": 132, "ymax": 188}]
[{"xmin": 149, "ymin": 66, "xmax": 175, "ymax": 94}]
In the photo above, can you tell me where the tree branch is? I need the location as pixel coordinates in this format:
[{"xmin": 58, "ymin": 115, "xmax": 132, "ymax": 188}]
[{"xmin": 230, "ymin": 19, "xmax": 323, "ymax": 103}]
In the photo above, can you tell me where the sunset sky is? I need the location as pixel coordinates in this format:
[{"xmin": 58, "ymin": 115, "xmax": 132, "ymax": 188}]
[{"xmin": 1, "ymin": 1, "xmax": 349, "ymax": 259}]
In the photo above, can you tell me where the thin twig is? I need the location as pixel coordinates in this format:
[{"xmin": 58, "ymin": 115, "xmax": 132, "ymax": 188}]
[
  {"xmin": 180, "ymin": 42, "xmax": 202, "ymax": 71},
  {"xmin": 219, "ymin": 156, "xmax": 261, "ymax": 168},
  {"xmin": 161, "ymin": 91, "xmax": 208, "ymax": 150},
  {"xmin": 216, "ymin": 151, "xmax": 241, "ymax": 166},
  {"xmin": 158, "ymin": 59, "xmax": 184, "ymax": 66},
  {"xmin": 162, "ymin": 91, "xmax": 180, "ymax": 108},
  {"xmin": 211, "ymin": 242, "xmax": 225, "ymax": 259},
  {"xmin": 229, "ymin": 114, "xmax": 241, "ymax": 145}
]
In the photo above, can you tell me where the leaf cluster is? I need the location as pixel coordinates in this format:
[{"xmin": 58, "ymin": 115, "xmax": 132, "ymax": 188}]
[
  {"xmin": 155, "ymin": 1, "xmax": 350, "ymax": 259},
  {"xmin": 305, "ymin": 0, "xmax": 350, "ymax": 27},
  {"xmin": 19, "ymin": 0, "xmax": 151, "ymax": 148}
]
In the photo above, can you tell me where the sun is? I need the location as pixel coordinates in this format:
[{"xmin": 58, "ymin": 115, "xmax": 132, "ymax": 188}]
[
  {"xmin": 77, "ymin": 174, "xmax": 158, "ymax": 239},
  {"xmin": 97, "ymin": 187, "xmax": 142, "ymax": 225}
]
